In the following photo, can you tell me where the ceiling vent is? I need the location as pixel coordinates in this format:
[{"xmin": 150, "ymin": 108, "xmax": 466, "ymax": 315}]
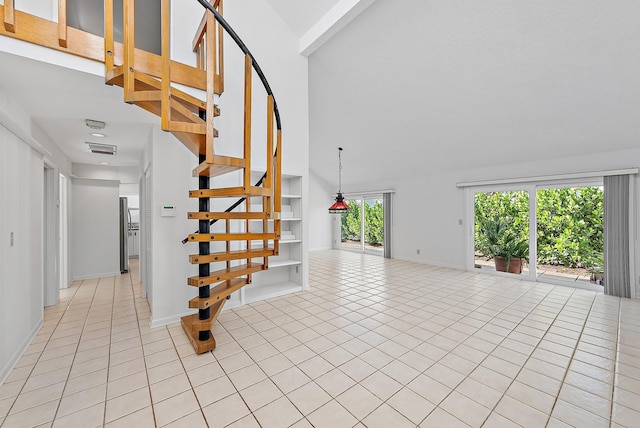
[
  {"xmin": 85, "ymin": 119, "xmax": 106, "ymax": 130},
  {"xmin": 86, "ymin": 142, "xmax": 117, "ymax": 155}
]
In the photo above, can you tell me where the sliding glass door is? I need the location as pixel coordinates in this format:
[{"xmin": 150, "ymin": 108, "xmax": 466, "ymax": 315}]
[
  {"xmin": 340, "ymin": 195, "xmax": 384, "ymax": 256},
  {"xmin": 471, "ymin": 181, "xmax": 604, "ymax": 289}
]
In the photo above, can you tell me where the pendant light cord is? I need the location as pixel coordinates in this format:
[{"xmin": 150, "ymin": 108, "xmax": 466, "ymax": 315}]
[{"xmin": 338, "ymin": 147, "xmax": 343, "ymax": 193}]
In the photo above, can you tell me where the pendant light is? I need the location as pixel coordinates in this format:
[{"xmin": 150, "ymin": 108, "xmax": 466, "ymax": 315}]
[{"xmin": 329, "ymin": 147, "xmax": 349, "ymax": 214}]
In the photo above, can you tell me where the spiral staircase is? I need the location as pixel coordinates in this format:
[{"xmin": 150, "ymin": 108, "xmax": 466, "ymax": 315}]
[{"xmin": 103, "ymin": 0, "xmax": 282, "ymax": 353}]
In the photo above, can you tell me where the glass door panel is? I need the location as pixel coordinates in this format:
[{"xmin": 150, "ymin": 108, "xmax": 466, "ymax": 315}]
[
  {"xmin": 535, "ymin": 186, "xmax": 604, "ymax": 286},
  {"xmin": 341, "ymin": 199, "xmax": 361, "ymax": 251},
  {"xmin": 364, "ymin": 198, "xmax": 384, "ymax": 255},
  {"xmin": 474, "ymin": 191, "xmax": 530, "ymax": 275}
]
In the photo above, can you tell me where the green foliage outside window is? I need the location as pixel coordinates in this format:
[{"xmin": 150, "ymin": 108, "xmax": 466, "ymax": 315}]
[
  {"xmin": 341, "ymin": 199, "xmax": 384, "ymax": 246},
  {"xmin": 474, "ymin": 188, "xmax": 604, "ymax": 268}
]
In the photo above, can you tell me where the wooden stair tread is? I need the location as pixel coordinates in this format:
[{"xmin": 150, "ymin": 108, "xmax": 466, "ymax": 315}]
[
  {"xmin": 189, "ymin": 278, "xmax": 249, "ymax": 309},
  {"xmin": 193, "ymin": 156, "xmax": 246, "ymax": 178},
  {"xmin": 188, "ymin": 233, "xmax": 277, "ymax": 243},
  {"xmin": 190, "ymin": 248, "xmax": 275, "ymax": 264},
  {"xmin": 189, "ymin": 186, "xmax": 271, "ymax": 198},
  {"xmin": 188, "ymin": 211, "xmax": 269, "ymax": 221},
  {"xmin": 106, "ymin": 67, "xmax": 219, "ymax": 116},
  {"xmin": 187, "ymin": 263, "xmax": 266, "ymax": 287}
]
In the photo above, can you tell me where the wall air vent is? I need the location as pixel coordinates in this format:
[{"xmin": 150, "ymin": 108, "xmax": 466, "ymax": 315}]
[{"xmin": 86, "ymin": 142, "xmax": 117, "ymax": 155}]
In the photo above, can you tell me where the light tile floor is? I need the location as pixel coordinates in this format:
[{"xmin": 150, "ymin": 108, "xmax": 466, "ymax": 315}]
[{"xmin": 1, "ymin": 251, "xmax": 640, "ymax": 427}]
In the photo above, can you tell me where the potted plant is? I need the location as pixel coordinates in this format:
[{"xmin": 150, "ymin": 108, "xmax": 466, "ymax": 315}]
[
  {"xmin": 584, "ymin": 252, "xmax": 604, "ymax": 285},
  {"xmin": 477, "ymin": 217, "xmax": 529, "ymax": 274}
]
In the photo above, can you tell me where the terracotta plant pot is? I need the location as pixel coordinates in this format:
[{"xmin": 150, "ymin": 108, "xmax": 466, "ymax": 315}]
[
  {"xmin": 494, "ymin": 256, "xmax": 525, "ymax": 274},
  {"xmin": 590, "ymin": 273, "xmax": 604, "ymax": 285}
]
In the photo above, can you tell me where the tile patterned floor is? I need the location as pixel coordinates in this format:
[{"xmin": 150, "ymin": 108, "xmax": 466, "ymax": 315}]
[{"xmin": 1, "ymin": 250, "xmax": 640, "ymax": 427}]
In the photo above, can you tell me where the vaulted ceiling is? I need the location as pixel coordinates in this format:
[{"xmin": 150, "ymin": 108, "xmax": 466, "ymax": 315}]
[
  {"xmin": 306, "ymin": 1, "xmax": 640, "ymax": 189},
  {"xmin": 0, "ymin": 0, "xmax": 638, "ymax": 189}
]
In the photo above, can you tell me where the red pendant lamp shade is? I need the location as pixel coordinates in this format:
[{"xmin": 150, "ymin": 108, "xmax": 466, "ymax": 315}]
[
  {"xmin": 329, "ymin": 192, "xmax": 349, "ymax": 213},
  {"xmin": 329, "ymin": 148, "xmax": 349, "ymax": 214}
]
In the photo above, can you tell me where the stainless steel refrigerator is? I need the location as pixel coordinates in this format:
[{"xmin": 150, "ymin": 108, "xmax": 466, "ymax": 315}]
[{"xmin": 119, "ymin": 197, "xmax": 129, "ymax": 273}]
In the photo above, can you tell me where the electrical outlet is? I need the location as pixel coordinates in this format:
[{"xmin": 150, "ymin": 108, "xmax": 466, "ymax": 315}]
[
  {"xmin": 416, "ymin": 249, "xmax": 420, "ymax": 255},
  {"xmin": 10, "ymin": 232, "xmax": 14, "ymax": 246},
  {"xmin": 458, "ymin": 219, "xmax": 463, "ymax": 225}
]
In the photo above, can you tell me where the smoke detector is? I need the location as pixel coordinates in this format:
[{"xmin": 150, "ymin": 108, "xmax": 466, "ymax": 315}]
[
  {"xmin": 85, "ymin": 119, "xmax": 106, "ymax": 130},
  {"xmin": 86, "ymin": 142, "xmax": 117, "ymax": 155}
]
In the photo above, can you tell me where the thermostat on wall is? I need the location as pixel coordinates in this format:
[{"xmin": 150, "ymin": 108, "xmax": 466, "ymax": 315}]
[{"xmin": 161, "ymin": 205, "xmax": 176, "ymax": 217}]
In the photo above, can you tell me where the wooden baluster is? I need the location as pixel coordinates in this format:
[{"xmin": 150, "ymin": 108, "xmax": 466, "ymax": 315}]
[
  {"xmin": 216, "ymin": 0, "xmax": 224, "ymax": 93},
  {"xmin": 205, "ymin": 6, "xmax": 215, "ymax": 163},
  {"xmin": 104, "ymin": 0, "xmax": 114, "ymax": 71},
  {"xmin": 160, "ymin": 0, "xmax": 171, "ymax": 129},
  {"xmin": 3, "ymin": 0, "xmax": 15, "ymax": 32},
  {"xmin": 58, "ymin": 0, "xmax": 67, "ymax": 47},
  {"xmin": 265, "ymin": 96, "xmax": 275, "ymax": 262},
  {"xmin": 243, "ymin": 54, "xmax": 252, "ymax": 189},
  {"xmin": 123, "ymin": 0, "xmax": 135, "ymax": 102},
  {"xmin": 274, "ymin": 130, "xmax": 282, "ymax": 255}
]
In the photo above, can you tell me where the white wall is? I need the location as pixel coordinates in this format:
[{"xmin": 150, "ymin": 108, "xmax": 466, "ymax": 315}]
[
  {"xmin": 0, "ymin": 82, "xmax": 72, "ymax": 384},
  {"xmin": 14, "ymin": 0, "xmax": 55, "ymax": 21},
  {"xmin": 148, "ymin": 127, "xmax": 198, "ymax": 325},
  {"xmin": 308, "ymin": 170, "xmax": 334, "ymax": 251},
  {"xmin": 146, "ymin": 0, "xmax": 310, "ymax": 326},
  {"xmin": 70, "ymin": 178, "xmax": 120, "ymax": 280},
  {"xmin": 0, "ymin": 125, "xmax": 44, "ymax": 384}
]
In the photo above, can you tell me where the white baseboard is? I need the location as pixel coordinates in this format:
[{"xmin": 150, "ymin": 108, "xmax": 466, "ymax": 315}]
[
  {"xmin": 72, "ymin": 271, "xmax": 122, "ymax": 281},
  {"xmin": 394, "ymin": 255, "xmax": 464, "ymax": 271},
  {"xmin": 0, "ymin": 318, "xmax": 43, "ymax": 386}
]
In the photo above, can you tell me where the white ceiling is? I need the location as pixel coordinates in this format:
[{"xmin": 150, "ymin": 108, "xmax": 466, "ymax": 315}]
[
  {"xmin": 308, "ymin": 1, "xmax": 640, "ymax": 189},
  {"xmin": 0, "ymin": 50, "xmax": 156, "ymax": 166},
  {"xmin": 263, "ymin": 0, "xmax": 341, "ymax": 37}
]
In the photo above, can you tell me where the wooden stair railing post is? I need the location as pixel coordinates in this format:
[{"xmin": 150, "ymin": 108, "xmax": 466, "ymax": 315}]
[
  {"xmin": 264, "ymin": 95, "xmax": 275, "ymax": 263},
  {"xmin": 57, "ymin": 0, "xmax": 67, "ymax": 47},
  {"xmin": 243, "ymin": 54, "xmax": 252, "ymax": 190},
  {"xmin": 161, "ymin": 0, "xmax": 171, "ymax": 130},
  {"xmin": 123, "ymin": 0, "xmax": 136, "ymax": 102},
  {"xmin": 104, "ymin": 0, "xmax": 115, "ymax": 72},
  {"xmin": 215, "ymin": 0, "xmax": 225, "ymax": 93},
  {"xmin": 205, "ymin": 2, "xmax": 216, "ymax": 163},
  {"xmin": 274, "ymin": 130, "xmax": 282, "ymax": 255},
  {"xmin": 3, "ymin": 0, "xmax": 15, "ymax": 32},
  {"xmin": 243, "ymin": 54, "xmax": 253, "ymax": 276}
]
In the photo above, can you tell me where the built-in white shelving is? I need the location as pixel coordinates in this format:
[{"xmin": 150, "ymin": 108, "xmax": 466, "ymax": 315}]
[{"xmin": 231, "ymin": 172, "xmax": 304, "ymax": 306}]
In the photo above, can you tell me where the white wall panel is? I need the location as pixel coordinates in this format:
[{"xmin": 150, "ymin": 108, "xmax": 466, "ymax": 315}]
[
  {"xmin": 0, "ymin": 125, "xmax": 44, "ymax": 384},
  {"xmin": 70, "ymin": 178, "xmax": 120, "ymax": 280}
]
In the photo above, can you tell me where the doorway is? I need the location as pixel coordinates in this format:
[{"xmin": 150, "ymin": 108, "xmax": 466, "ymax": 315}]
[
  {"xmin": 59, "ymin": 173, "xmax": 69, "ymax": 289},
  {"xmin": 43, "ymin": 164, "xmax": 59, "ymax": 307}
]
